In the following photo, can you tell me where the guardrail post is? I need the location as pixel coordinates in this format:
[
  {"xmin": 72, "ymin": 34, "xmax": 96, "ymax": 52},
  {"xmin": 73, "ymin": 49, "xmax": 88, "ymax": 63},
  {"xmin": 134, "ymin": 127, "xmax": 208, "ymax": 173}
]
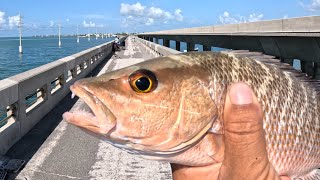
[
  {"xmin": 283, "ymin": 58, "xmax": 293, "ymax": 66},
  {"xmin": 176, "ymin": 41, "xmax": 181, "ymax": 51},
  {"xmin": 301, "ymin": 61, "xmax": 314, "ymax": 77},
  {"xmin": 163, "ymin": 39, "xmax": 170, "ymax": 48},
  {"xmin": 314, "ymin": 62, "xmax": 320, "ymax": 79},
  {"xmin": 203, "ymin": 45, "xmax": 211, "ymax": 51},
  {"xmin": 187, "ymin": 42, "xmax": 194, "ymax": 52}
]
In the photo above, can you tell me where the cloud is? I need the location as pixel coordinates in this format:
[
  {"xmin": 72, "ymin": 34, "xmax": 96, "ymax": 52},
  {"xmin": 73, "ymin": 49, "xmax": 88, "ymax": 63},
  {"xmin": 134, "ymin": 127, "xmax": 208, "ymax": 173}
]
[
  {"xmin": 120, "ymin": 2, "xmax": 145, "ymax": 16},
  {"xmin": 0, "ymin": 11, "xmax": 5, "ymax": 27},
  {"xmin": 50, "ymin": 20, "xmax": 55, "ymax": 27},
  {"xmin": 120, "ymin": 2, "xmax": 183, "ymax": 27},
  {"xmin": 248, "ymin": 13, "xmax": 264, "ymax": 22},
  {"xmin": 147, "ymin": 7, "xmax": 173, "ymax": 19},
  {"xmin": 8, "ymin": 14, "xmax": 20, "ymax": 29},
  {"xmin": 174, "ymin": 9, "xmax": 183, "ymax": 21},
  {"xmin": 219, "ymin": 11, "xmax": 264, "ymax": 24},
  {"xmin": 145, "ymin": 18, "xmax": 154, "ymax": 26},
  {"xmin": 300, "ymin": 0, "xmax": 320, "ymax": 11},
  {"xmin": 83, "ymin": 20, "xmax": 95, "ymax": 28}
]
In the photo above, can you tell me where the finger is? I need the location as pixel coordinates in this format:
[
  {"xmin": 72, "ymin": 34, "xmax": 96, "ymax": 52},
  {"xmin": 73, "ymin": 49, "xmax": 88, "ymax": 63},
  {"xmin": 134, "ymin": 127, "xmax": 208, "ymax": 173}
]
[
  {"xmin": 171, "ymin": 163, "xmax": 222, "ymax": 180},
  {"xmin": 219, "ymin": 82, "xmax": 281, "ymax": 180}
]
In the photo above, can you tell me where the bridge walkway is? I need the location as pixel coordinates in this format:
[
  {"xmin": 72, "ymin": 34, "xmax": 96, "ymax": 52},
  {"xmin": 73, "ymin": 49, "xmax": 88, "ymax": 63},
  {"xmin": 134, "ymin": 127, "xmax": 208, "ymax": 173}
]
[{"xmin": 6, "ymin": 37, "xmax": 172, "ymax": 180}]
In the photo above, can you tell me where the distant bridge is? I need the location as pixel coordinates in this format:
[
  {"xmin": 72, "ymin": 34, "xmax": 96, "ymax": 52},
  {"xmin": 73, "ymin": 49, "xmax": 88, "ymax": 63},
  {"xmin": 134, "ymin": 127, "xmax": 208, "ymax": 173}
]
[{"xmin": 138, "ymin": 16, "xmax": 320, "ymax": 78}]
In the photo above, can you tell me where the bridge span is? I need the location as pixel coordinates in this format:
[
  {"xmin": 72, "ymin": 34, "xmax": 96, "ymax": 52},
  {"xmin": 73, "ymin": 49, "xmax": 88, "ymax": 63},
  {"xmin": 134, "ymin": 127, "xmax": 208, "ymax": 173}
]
[{"xmin": 138, "ymin": 16, "xmax": 320, "ymax": 78}]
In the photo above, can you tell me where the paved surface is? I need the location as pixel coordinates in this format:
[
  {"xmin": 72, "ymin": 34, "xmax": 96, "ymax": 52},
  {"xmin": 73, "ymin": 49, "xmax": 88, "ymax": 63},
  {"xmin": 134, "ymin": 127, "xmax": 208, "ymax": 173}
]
[{"xmin": 8, "ymin": 37, "xmax": 172, "ymax": 180}]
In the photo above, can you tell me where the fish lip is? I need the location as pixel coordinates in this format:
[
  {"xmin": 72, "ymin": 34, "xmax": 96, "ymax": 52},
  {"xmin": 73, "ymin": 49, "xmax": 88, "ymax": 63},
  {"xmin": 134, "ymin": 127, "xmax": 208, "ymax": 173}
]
[{"xmin": 69, "ymin": 84, "xmax": 116, "ymax": 134}]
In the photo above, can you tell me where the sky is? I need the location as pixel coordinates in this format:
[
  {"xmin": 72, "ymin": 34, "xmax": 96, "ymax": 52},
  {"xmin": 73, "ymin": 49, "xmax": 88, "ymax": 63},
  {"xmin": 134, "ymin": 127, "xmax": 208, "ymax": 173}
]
[{"xmin": 0, "ymin": 0, "xmax": 319, "ymax": 37}]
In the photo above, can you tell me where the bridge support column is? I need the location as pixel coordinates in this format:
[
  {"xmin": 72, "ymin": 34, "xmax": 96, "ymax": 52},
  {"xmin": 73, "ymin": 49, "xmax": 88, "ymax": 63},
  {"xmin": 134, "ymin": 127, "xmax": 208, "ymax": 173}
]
[
  {"xmin": 203, "ymin": 45, "xmax": 211, "ymax": 51},
  {"xmin": 301, "ymin": 61, "xmax": 314, "ymax": 77},
  {"xmin": 163, "ymin": 39, "xmax": 170, "ymax": 48},
  {"xmin": 283, "ymin": 59, "xmax": 293, "ymax": 66},
  {"xmin": 187, "ymin": 43, "xmax": 194, "ymax": 52},
  {"xmin": 313, "ymin": 63, "xmax": 320, "ymax": 79},
  {"xmin": 176, "ymin": 41, "xmax": 180, "ymax": 51}
]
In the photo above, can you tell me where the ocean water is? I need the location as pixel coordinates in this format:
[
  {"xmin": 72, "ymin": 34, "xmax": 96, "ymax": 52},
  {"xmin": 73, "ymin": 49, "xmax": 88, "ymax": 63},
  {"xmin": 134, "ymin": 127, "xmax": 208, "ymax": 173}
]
[{"xmin": 0, "ymin": 36, "xmax": 114, "ymax": 80}]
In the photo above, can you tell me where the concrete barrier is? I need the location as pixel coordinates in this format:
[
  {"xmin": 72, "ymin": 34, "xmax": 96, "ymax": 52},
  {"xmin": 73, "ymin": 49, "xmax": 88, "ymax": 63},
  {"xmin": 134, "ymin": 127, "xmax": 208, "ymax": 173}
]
[
  {"xmin": 136, "ymin": 37, "xmax": 180, "ymax": 56},
  {"xmin": 140, "ymin": 16, "xmax": 320, "ymax": 35},
  {"xmin": 0, "ymin": 37, "xmax": 126, "ymax": 155}
]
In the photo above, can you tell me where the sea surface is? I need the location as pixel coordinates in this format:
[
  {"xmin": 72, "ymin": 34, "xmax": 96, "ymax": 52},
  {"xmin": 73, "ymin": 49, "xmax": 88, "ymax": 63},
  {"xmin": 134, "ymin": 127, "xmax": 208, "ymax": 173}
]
[{"xmin": 0, "ymin": 36, "xmax": 114, "ymax": 80}]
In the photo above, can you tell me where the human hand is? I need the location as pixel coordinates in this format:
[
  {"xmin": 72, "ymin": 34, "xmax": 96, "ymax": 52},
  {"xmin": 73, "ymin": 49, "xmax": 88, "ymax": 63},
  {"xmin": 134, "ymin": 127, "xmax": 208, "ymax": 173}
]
[{"xmin": 171, "ymin": 82, "xmax": 290, "ymax": 180}]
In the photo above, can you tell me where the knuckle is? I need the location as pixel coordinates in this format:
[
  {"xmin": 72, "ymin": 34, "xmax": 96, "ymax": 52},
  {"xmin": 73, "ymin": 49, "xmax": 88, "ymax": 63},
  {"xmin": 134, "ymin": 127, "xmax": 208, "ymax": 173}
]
[{"xmin": 225, "ymin": 104, "xmax": 263, "ymax": 134}]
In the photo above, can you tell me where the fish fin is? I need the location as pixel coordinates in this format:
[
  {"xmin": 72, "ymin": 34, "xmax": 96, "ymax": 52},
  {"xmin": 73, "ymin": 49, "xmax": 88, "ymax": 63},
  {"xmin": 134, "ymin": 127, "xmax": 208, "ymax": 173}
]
[
  {"xmin": 208, "ymin": 81, "xmax": 227, "ymax": 135},
  {"xmin": 222, "ymin": 50, "xmax": 320, "ymax": 93},
  {"xmin": 293, "ymin": 169, "xmax": 320, "ymax": 180},
  {"xmin": 209, "ymin": 117, "xmax": 224, "ymax": 134}
]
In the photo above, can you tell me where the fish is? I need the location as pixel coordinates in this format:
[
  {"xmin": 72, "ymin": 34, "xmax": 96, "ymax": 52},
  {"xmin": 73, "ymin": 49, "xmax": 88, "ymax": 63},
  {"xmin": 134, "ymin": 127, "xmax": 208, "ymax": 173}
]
[{"xmin": 63, "ymin": 51, "xmax": 320, "ymax": 179}]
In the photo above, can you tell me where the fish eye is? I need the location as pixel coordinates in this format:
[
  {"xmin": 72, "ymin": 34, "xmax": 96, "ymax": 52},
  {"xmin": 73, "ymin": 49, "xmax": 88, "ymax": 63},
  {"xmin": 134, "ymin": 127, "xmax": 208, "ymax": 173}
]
[{"xmin": 129, "ymin": 69, "xmax": 158, "ymax": 93}]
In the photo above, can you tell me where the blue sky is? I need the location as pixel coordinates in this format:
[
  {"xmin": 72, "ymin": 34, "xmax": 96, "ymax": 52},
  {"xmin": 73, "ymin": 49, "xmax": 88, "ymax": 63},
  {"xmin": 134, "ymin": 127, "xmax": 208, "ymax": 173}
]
[{"xmin": 0, "ymin": 0, "xmax": 319, "ymax": 37}]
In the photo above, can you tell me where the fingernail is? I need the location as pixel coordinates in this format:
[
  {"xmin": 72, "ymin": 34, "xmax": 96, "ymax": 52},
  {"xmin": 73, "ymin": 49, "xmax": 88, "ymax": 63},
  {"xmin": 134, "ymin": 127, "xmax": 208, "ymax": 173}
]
[{"xmin": 229, "ymin": 82, "xmax": 253, "ymax": 105}]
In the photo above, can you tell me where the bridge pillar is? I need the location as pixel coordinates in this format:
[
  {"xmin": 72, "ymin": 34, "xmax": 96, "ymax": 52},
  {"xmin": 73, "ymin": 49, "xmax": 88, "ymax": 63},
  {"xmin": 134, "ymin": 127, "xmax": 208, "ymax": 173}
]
[
  {"xmin": 148, "ymin": 37, "xmax": 152, "ymax": 42},
  {"xmin": 203, "ymin": 45, "xmax": 211, "ymax": 51},
  {"xmin": 163, "ymin": 39, "xmax": 170, "ymax": 47},
  {"xmin": 187, "ymin": 43, "xmax": 194, "ymax": 52},
  {"xmin": 155, "ymin": 38, "xmax": 160, "ymax": 44},
  {"xmin": 313, "ymin": 63, "xmax": 320, "ymax": 79},
  {"xmin": 176, "ymin": 41, "xmax": 181, "ymax": 51},
  {"xmin": 283, "ymin": 58, "xmax": 293, "ymax": 66},
  {"xmin": 301, "ymin": 61, "xmax": 314, "ymax": 77}
]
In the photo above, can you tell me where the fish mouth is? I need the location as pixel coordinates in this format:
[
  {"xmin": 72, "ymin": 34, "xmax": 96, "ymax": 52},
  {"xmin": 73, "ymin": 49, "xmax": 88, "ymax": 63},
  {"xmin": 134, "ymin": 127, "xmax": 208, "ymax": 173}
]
[{"xmin": 63, "ymin": 83, "xmax": 116, "ymax": 136}]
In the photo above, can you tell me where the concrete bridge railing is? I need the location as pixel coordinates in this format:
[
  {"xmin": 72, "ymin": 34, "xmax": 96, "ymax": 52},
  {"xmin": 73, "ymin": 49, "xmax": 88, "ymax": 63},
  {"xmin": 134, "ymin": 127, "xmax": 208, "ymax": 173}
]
[
  {"xmin": 140, "ymin": 16, "xmax": 320, "ymax": 34},
  {"xmin": 0, "ymin": 38, "xmax": 125, "ymax": 155},
  {"xmin": 138, "ymin": 16, "xmax": 320, "ymax": 79},
  {"xmin": 136, "ymin": 37, "xmax": 180, "ymax": 56}
]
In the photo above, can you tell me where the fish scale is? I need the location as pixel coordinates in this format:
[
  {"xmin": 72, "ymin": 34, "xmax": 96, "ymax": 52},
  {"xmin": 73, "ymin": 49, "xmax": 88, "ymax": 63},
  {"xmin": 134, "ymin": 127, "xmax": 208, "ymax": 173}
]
[
  {"xmin": 64, "ymin": 51, "xmax": 320, "ymax": 179},
  {"xmin": 197, "ymin": 51, "xmax": 320, "ymax": 177}
]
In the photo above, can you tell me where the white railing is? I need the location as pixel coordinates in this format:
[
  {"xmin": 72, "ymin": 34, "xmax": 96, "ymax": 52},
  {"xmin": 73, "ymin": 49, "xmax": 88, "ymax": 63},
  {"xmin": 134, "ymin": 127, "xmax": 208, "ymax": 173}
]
[
  {"xmin": 136, "ymin": 37, "xmax": 180, "ymax": 56},
  {"xmin": 0, "ymin": 38, "xmax": 126, "ymax": 154}
]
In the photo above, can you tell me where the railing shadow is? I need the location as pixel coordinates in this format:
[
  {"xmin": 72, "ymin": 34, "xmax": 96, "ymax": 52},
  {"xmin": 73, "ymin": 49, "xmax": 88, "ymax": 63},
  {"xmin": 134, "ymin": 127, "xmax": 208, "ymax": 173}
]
[{"xmin": 5, "ymin": 53, "xmax": 113, "ymax": 180}]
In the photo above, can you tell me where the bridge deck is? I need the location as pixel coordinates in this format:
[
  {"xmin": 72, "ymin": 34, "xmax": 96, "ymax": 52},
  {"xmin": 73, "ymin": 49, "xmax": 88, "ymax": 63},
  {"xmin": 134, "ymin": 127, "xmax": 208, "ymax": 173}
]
[{"xmin": 6, "ymin": 37, "xmax": 172, "ymax": 180}]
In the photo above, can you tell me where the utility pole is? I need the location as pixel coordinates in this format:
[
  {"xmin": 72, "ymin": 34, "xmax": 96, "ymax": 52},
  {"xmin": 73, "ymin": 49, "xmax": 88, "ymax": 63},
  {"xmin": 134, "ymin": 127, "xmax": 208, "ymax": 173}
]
[
  {"xmin": 101, "ymin": 28, "xmax": 104, "ymax": 39},
  {"xmin": 95, "ymin": 26, "xmax": 98, "ymax": 40},
  {"xmin": 77, "ymin": 25, "xmax": 79, "ymax": 43},
  {"xmin": 18, "ymin": 13, "xmax": 23, "ymax": 54},
  {"xmin": 58, "ymin": 24, "xmax": 61, "ymax": 47},
  {"xmin": 88, "ymin": 27, "xmax": 90, "ymax": 41}
]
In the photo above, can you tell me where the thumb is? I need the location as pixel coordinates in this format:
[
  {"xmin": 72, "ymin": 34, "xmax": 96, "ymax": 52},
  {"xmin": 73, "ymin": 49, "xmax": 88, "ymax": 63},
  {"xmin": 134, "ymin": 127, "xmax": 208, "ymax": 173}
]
[{"xmin": 219, "ymin": 82, "xmax": 281, "ymax": 180}]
